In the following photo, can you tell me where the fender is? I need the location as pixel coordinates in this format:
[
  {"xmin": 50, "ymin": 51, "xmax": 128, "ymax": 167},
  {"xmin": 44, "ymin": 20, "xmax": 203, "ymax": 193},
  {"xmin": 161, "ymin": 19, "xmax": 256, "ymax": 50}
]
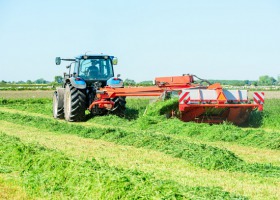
[
  {"xmin": 107, "ymin": 77, "xmax": 124, "ymax": 88},
  {"xmin": 67, "ymin": 77, "xmax": 87, "ymax": 89}
]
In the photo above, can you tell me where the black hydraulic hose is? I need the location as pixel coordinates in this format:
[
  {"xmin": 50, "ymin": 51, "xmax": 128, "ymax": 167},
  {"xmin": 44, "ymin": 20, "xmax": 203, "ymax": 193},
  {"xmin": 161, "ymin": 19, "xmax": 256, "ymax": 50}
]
[{"xmin": 192, "ymin": 74, "xmax": 211, "ymax": 85}]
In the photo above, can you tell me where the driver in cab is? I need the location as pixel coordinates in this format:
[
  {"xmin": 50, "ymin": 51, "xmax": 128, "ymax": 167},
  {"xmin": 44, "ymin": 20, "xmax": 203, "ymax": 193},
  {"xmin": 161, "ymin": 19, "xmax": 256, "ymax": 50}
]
[{"xmin": 87, "ymin": 61, "xmax": 100, "ymax": 78}]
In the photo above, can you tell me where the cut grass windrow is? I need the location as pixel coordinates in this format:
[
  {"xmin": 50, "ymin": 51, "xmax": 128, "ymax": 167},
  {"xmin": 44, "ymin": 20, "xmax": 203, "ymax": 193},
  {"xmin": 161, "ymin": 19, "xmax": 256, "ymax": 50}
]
[
  {"xmin": 1, "ymin": 121, "xmax": 279, "ymax": 200},
  {"xmin": 135, "ymin": 116, "xmax": 280, "ymax": 150},
  {"xmin": 0, "ymin": 111, "xmax": 279, "ymax": 178},
  {"xmin": 0, "ymin": 133, "xmax": 246, "ymax": 199},
  {"xmin": 1, "ymin": 98, "xmax": 279, "ymax": 150}
]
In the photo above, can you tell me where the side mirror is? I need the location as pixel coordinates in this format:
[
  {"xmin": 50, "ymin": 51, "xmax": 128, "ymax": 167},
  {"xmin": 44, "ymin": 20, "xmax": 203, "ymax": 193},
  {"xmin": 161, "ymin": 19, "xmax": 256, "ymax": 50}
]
[
  {"xmin": 112, "ymin": 57, "xmax": 118, "ymax": 65},
  {"xmin": 55, "ymin": 57, "xmax": 61, "ymax": 65},
  {"xmin": 117, "ymin": 74, "xmax": 121, "ymax": 78}
]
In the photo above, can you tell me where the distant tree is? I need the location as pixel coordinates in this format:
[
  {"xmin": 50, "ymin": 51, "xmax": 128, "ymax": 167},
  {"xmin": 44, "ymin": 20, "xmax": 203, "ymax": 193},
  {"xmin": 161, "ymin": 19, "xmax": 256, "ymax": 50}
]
[
  {"xmin": 271, "ymin": 77, "xmax": 277, "ymax": 85},
  {"xmin": 137, "ymin": 80, "xmax": 153, "ymax": 86},
  {"xmin": 124, "ymin": 79, "xmax": 136, "ymax": 86},
  {"xmin": 209, "ymin": 80, "xmax": 246, "ymax": 86},
  {"xmin": 54, "ymin": 76, "xmax": 63, "ymax": 83},
  {"xmin": 34, "ymin": 78, "xmax": 48, "ymax": 84},
  {"xmin": 232, "ymin": 80, "xmax": 245, "ymax": 86},
  {"xmin": 244, "ymin": 80, "xmax": 250, "ymax": 85},
  {"xmin": 277, "ymin": 75, "xmax": 280, "ymax": 85},
  {"xmin": 26, "ymin": 80, "xmax": 33, "ymax": 84},
  {"xmin": 258, "ymin": 75, "xmax": 276, "ymax": 86},
  {"xmin": 1, "ymin": 80, "xmax": 7, "ymax": 84},
  {"xmin": 16, "ymin": 80, "xmax": 25, "ymax": 84},
  {"xmin": 251, "ymin": 81, "xmax": 258, "ymax": 86}
]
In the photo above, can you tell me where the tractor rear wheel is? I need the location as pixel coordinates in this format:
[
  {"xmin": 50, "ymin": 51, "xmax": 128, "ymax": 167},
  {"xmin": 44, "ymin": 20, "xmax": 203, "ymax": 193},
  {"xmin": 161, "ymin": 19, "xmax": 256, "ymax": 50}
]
[
  {"xmin": 64, "ymin": 84, "xmax": 86, "ymax": 122},
  {"xmin": 53, "ymin": 90, "xmax": 64, "ymax": 119},
  {"xmin": 111, "ymin": 96, "xmax": 126, "ymax": 117}
]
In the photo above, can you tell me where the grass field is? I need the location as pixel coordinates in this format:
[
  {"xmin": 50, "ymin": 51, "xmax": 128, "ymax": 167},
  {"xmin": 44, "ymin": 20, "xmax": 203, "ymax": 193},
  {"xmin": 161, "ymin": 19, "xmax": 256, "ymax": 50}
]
[
  {"xmin": 0, "ymin": 91, "xmax": 279, "ymax": 199},
  {"xmin": 1, "ymin": 90, "xmax": 280, "ymax": 99}
]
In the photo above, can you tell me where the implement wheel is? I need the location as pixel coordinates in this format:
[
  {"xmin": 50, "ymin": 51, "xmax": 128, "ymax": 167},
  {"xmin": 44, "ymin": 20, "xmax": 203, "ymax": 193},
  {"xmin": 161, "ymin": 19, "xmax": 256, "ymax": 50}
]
[
  {"xmin": 53, "ymin": 90, "xmax": 64, "ymax": 119},
  {"xmin": 111, "ymin": 96, "xmax": 126, "ymax": 117},
  {"xmin": 64, "ymin": 84, "xmax": 86, "ymax": 122}
]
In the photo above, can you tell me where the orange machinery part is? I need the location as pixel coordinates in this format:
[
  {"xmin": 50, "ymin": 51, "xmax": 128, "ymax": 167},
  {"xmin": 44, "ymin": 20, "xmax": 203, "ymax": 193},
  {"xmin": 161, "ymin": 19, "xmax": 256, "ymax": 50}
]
[
  {"xmin": 89, "ymin": 75, "xmax": 262, "ymax": 125},
  {"xmin": 91, "ymin": 76, "xmax": 194, "ymax": 110},
  {"xmin": 89, "ymin": 75, "xmax": 194, "ymax": 110},
  {"xmin": 180, "ymin": 106, "xmax": 253, "ymax": 125},
  {"xmin": 99, "ymin": 75, "xmax": 196, "ymax": 98},
  {"xmin": 155, "ymin": 75, "xmax": 194, "ymax": 86}
]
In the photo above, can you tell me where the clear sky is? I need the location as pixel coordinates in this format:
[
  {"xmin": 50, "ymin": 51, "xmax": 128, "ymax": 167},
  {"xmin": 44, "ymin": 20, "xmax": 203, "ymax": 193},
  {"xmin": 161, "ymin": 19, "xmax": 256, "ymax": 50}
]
[{"xmin": 0, "ymin": 0, "xmax": 279, "ymax": 82}]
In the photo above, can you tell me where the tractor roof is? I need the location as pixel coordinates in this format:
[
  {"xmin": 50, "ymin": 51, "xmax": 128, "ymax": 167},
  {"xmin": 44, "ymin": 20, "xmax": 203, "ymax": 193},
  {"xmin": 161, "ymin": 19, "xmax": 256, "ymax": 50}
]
[{"xmin": 75, "ymin": 54, "xmax": 114, "ymax": 60}]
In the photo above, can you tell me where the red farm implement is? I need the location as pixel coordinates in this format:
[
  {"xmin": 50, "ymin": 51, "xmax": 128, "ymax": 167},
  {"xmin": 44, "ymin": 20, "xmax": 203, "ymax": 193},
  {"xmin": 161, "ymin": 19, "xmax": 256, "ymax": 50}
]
[{"xmin": 95, "ymin": 75, "xmax": 264, "ymax": 125}]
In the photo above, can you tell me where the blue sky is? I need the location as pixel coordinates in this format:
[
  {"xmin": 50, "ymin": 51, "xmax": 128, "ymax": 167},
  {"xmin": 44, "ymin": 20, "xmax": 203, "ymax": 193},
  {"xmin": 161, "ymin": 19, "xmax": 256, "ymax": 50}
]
[{"xmin": 0, "ymin": 0, "xmax": 279, "ymax": 82}]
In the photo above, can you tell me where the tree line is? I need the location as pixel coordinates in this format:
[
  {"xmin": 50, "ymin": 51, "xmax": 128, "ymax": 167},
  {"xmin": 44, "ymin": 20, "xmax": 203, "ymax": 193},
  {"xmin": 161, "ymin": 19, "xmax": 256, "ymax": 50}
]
[
  {"xmin": 0, "ymin": 76, "xmax": 63, "ymax": 85},
  {"xmin": 210, "ymin": 75, "xmax": 279, "ymax": 86},
  {"xmin": 1, "ymin": 75, "xmax": 279, "ymax": 86},
  {"xmin": 124, "ymin": 75, "xmax": 280, "ymax": 86}
]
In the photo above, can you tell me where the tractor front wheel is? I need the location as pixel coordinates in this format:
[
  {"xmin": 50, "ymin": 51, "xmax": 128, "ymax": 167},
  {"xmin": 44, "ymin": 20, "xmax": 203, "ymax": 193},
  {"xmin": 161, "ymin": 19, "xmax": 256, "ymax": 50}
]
[{"xmin": 64, "ymin": 84, "xmax": 86, "ymax": 122}]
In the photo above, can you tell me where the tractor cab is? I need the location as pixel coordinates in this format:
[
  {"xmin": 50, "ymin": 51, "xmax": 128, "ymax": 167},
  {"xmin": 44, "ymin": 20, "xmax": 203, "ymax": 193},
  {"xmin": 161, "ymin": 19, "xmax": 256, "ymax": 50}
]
[
  {"xmin": 74, "ymin": 55, "xmax": 117, "ymax": 87},
  {"xmin": 56, "ymin": 54, "xmax": 122, "ymax": 88}
]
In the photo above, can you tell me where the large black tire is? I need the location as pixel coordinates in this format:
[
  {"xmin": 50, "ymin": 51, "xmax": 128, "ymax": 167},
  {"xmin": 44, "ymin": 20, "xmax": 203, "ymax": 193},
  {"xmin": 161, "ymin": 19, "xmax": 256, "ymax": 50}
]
[
  {"xmin": 111, "ymin": 96, "xmax": 126, "ymax": 117},
  {"xmin": 53, "ymin": 90, "xmax": 64, "ymax": 119},
  {"xmin": 64, "ymin": 84, "xmax": 86, "ymax": 122}
]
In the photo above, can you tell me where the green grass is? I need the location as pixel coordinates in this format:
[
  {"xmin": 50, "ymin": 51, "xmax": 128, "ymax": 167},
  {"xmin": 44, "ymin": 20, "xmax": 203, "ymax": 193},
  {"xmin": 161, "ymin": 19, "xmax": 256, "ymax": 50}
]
[
  {"xmin": 0, "ymin": 98, "xmax": 51, "ymax": 105},
  {"xmin": 0, "ymin": 111, "xmax": 279, "ymax": 178},
  {"xmin": 260, "ymin": 99, "xmax": 280, "ymax": 129},
  {"xmin": 0, "ymin": 133, "xmax": 246, "ymax": 199},
  {"xmin": 91, "ymin": 99, "xmax": 280, "ymax": 150},
  {"xmin": 144, "ymin": 98, "xmax": 179, "ymax": 116},
  {"xmin": 138, "ymin": 117, "xmax": 280, "ymax": 150},
  {"xmin": 1, "ymin": 98, "xmax": 279, "ymax": 150},
  {"xmin": 0, "ymin": 97, "xmax": 279, "ymax": 199}
]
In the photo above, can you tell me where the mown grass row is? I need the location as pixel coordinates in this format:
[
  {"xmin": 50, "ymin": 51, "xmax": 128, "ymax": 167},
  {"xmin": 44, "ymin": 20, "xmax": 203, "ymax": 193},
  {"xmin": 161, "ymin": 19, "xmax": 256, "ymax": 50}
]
[
  {"xmin": 86, "ymin": 99, "xmax": 280, "ymax": 150},
  {"xmin": 135, "ymin": 116, "xmax": 280, "ymax": 150},
  {"xmin": 1, "ymin": 97, "xmax": 279, "ymax": 130},
  {"xmin": 1, "ymin": 98, "xmax": 279, "ymax": 150},
  {"xmin": 0, "ymin": 98, "xmax": 53, "ymax": 116},
  {"xmin": 0, "ymin": 133, "xmax": 246, "ymax": 199},
  {"xmin": 0, "ymin": 111, "xmax": 279, "ymax": 178},
  {"xmin": 0, "ymin": 98, "xmax": 149, "ymax": 119}
]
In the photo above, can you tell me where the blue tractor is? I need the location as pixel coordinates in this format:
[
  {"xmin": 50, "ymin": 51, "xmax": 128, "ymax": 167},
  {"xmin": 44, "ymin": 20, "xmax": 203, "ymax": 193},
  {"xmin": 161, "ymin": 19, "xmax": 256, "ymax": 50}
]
[{"xmin": 53, "ymin": 54, "xmax": 126, "ymax": 121}]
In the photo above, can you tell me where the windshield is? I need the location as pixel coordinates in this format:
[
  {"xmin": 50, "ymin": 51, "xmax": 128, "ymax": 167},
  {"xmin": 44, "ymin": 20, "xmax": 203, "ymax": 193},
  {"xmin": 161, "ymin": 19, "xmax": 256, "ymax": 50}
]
[{"xmin": 78, "ymin": 58, "xmax": 114, "ymax": 80}]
